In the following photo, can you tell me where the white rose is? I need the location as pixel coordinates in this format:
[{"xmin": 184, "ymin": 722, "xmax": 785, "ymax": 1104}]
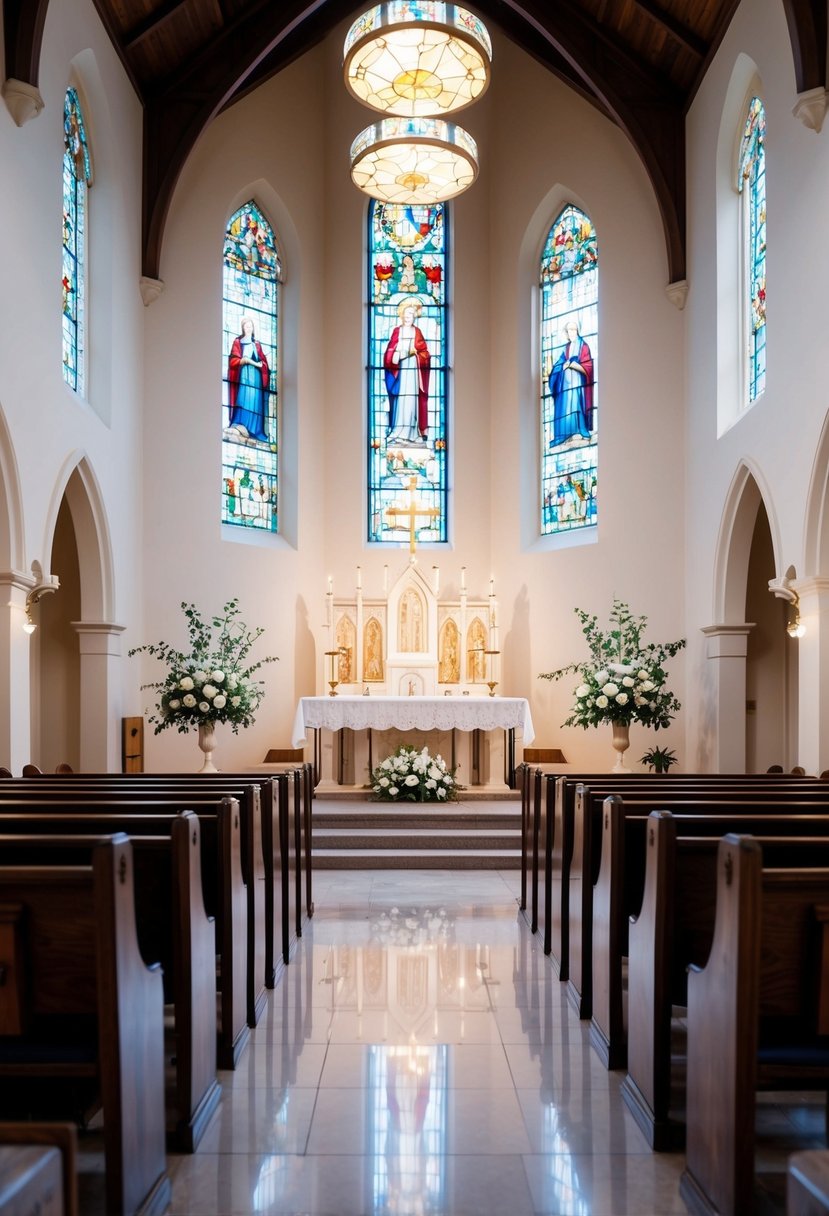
[
  {"xmin": 428, "ymin": 765, "xmax": 442, "ymax": 780},
  {"xmin": 426, "ymin": 779, "xmax": 437, "ymax": 789},
  {"xmin": 379, "ymin": 777, "xmax": 389, "ymax": 787},
  {"xmin": 642, "ymin": 680, "xmax": 655, "ymax": 692},
  {"xmin": 443, "ymin": 775, "xmax": 453, "ymax": 785},
  {"xmin": 180, "ymin": 676, "xmax": 194, "ymax": 691},
  {"xmin": 638, "ymin": 669, "xmax": 648, "ymax": 680},
  {"xmin": 213, "ymin": 694, "xmax": 226, "ymax": 708},
  {"xmin": 404, "ymin": 775, "xmax": 419, "ymax": 786},
  {"xmin": 373, "ymin": 786, "xmax": 381, "ymax": 794},
  {"xmin": 437, "ymin": 787, "xmax": 446, "ymax": 799},
  {"xmin": 168, "ymin": 699, "xmax": 181, "ymax": 709},
  {"xmin": 615, "ymin": 692, "xmax": 629, "ymax": 705},
  {"xmin": 193, "ymin": 670, "xmax": 208, "ymax": 684},
  {"xmin": 211, "ymin": 670, "xmax": 225, "ymax": 683},
  {"xmin": 634, "ymin": 695, "xmax": 646, "ymax": 706},
  {"xmin": 202, "ymin": 684, "xmax": 217, "ymax": 699},
  {"xmin": 389, "ymin": 786, "xmax": 399, "ymax": 797},
  {"xmin": 595, "ymin": 695, "xmax": 609, "ymax": 708},
  {"xmin": 227, "ymin": 675, "xmax": 238, "ymax": 690},
  {"xmin": 231, "ymin": 696, "xmax": 241, "ymax": 707},
  {"xmin": 183, "ymin": 693, "xmax": 196, "ymax": 707},
  {"xmin": 595, "ymin": 670, "xmax": 609, "ymax": 684},
  {"xmin": 622, "ymin": 676, "xmax": 635, "ymax": 688},
  {"xmin": 199, "ymin": 701, "xmax": 209, "ymax": 713},
  {"xmin": 602, "ymin": 682, "xmax": 619, "ymax": 696},
  {"xmin": 575, "ymin": 684, "xmax": 589, "ymax": 698}
]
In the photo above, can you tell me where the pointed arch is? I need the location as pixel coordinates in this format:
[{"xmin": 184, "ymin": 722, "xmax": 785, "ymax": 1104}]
[
  {"xmin": 803, "ymin": 409, "xmax": 829, "ymax": 577},
  {"xmin": 713, "ymin": 459, "xmax": 781, "ymax": 623},
  {"xmin": 42, "ymin": 452, "xmax": 114, "ymax": 622}
]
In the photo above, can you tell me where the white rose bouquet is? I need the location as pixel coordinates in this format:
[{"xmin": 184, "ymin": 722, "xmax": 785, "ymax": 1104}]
[
  {"xmin": 539, "ymin": 598, "xmax": 685, "ymax": 730},
  {"xmin": 129, "ymin": 599, "xmax": 278, "ymax": 734},
  {"xmin": 370, "ymin": 745, "xmax": 459, "ymax": 803}
]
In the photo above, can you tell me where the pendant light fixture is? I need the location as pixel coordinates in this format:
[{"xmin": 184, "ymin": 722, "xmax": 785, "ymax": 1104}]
[
  {"xmin": 343, "ymin": 3, "xmax": 492, "ymax": 118},
  {"xmin": 345, "ymin": 3, "xmax": 490, "ymax": 206}
]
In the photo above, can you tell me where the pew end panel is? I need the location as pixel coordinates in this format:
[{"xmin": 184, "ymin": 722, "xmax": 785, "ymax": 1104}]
[{"xmin": 0, "ymin": 1122, "xmax": 78, "ymax": 1216}]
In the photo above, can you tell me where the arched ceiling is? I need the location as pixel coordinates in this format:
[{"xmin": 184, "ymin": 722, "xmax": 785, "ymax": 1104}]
[{"xmin": 4, "ymin": 0, "xmax": 825, "ymax": 284}]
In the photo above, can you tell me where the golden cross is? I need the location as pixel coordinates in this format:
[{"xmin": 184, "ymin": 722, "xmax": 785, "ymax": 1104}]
[{"xmin": 385, "ymin": 476, "xmax": 441, "ymax": 555}]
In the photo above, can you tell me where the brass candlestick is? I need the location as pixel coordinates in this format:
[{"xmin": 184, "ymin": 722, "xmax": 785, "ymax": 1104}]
[
  {"xmin": 324, "ymin": 649, "xmax": 341, "ymax": 696},
  {"xmin": 484, "ymin": 649, "xmax": 500, "ymax": 697}
]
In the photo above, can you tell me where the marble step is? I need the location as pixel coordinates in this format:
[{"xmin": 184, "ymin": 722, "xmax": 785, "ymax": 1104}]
[
  {"xmin": 313, "ymin": 827, "xmax": 520, "ymax": 850},
  {"xmin": 313, "ymin": 847, "xmax": 521, "ymax": 869},
  {"xmin": 312, "ymin": 810, "xmax": 520, "ymax": 830}
]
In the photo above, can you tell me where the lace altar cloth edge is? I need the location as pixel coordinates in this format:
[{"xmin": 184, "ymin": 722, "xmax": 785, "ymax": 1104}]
[{"xmin": 291, "ymin": 695, "xmax": 535, "ymax": 748}]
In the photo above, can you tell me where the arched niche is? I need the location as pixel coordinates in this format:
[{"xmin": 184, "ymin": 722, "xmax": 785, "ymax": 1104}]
[
  {"xmin": 713, "ymin": 459, "xmax": 780, "ymax": 623},
  {"xmin": 336, "ymin": 615, "xmax": 356, "ymax": 684},
  {"xmin": 363, "ymin": 616, "xmax": 384, "ymax": 683},
  {"xmin": 439, "ymin": 617, "xmax": 460, "ymax": 684},
  {"xmin": 466, "ymin": 616, "xmax": 487, "ymax": 683}
]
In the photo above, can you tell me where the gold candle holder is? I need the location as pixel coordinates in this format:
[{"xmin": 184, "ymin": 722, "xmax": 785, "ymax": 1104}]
[
  {"xmin": 324, "ymin": 649, "xmax": 341, "ymax": 696},
  {"xmin": 484, "ymin": 649, "xmax": 500, "ymax": 697}
]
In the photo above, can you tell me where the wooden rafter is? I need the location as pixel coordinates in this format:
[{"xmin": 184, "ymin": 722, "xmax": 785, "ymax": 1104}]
[
  {"xmin": 2, "ymin": 0, "xmax": 51, "ymax": 86},
  {"xmin": 123, "ymin": 0, "xmax": 191, "ymax": 50},
  {"xmin": 781, "ymin": 0, "xmax": 827, "ymax": 94},
  {"xmin": 631, "ymin": 0, "xmax": 708, "ymax": 59}
]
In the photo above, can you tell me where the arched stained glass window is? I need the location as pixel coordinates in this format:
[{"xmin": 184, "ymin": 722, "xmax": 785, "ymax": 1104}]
[
  {"xmin": 540, "ymin": 205, "xmax": 598, "ymax": 536},
  {"xmin": 62, "ymin": 87, "xmax": 92, "ymax": 394},
  {"xmin": 367, "ymin": 201, "xmax": 448, "ymax": 545},
  {"xmin": 738, "ymin": 96, "xmax": 766, "ymax": 404},
  {"xmin": 222, "ymin": 202, "xmax": 281, "ymax": 532}
]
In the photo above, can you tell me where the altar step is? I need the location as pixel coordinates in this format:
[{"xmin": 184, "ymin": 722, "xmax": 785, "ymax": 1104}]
[{"xmin": 311, "ymin": 803, "xmax": 522, "ymax": 868}]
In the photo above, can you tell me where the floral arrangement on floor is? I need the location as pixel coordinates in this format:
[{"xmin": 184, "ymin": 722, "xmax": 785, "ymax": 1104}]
[
  {"xmin": 539, "ymin": 598, "xmax": 685, "ymax": 730},
  {"xmin": 370, "ymin": 745, "xmax": 459, "ymax": 802},
  {"xmin": 129, "ymin": 599, "xmax": 278, "ymax": 734}
]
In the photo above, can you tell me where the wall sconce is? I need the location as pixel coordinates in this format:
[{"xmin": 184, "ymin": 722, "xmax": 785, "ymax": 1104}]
[
  {"xmin": 23, "ymin": 578, "xmax": 59, "ymax": 634},
  {"xmin": 768, "ymin": 568, "xmax": 805, "ymax": 638}
]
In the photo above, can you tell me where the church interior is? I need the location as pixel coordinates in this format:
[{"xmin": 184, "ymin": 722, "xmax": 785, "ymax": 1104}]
[{"xmin": 2, "ymin": 0, "xmax": 829, "ymax": 1213}]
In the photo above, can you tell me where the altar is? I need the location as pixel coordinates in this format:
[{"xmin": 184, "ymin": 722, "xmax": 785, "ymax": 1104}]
[{"xmin": 292, "ymin": 694, "xmax": 535, "ymax": 793}]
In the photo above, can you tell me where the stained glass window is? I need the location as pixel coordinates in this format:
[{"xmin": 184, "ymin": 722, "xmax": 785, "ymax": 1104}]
[
  {"xmin": 367, "ymin": 201, "xmax": 448, "ymax": 545},
  {"xmin": 540, "ymin": 205, "xmax": 598, "ymax": 536},
  {"xmin": 62, "ymin": 88, "xmax": 92, "ymax": 394},
  {"xmin": 738, "ymin": 96, "xmax": 766, "ymax": 404},
  {"xmin": 221, "ymin": 202, "xmax": 281, "ymax": 532}
]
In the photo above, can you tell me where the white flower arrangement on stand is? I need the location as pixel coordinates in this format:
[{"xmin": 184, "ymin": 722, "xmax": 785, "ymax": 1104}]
[{"xmin": 370, "ymin": 745, "xmax": 459, "ymax": 802}]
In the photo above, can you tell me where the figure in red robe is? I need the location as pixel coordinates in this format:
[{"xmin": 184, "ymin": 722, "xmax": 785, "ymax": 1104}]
[
  {"xmin": 384, "ymin": 298, "xmax": 431, "ymax": 444},
  {"xmin": 227, "ymin": 316, "xmax": 270, "ymax": 443}
]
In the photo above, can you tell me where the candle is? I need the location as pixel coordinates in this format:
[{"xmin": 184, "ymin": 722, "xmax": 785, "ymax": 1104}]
[
  {"xmin": 433, "ymin": 565, "xmax": 439, "ymax": 595},
  {"xmin": 327, "ymin": 575, "xmax": 333, "ymax": 595},
  {"xmin": 461, "ymin": 566, "xmax": 467, "ymax": 592},
  {"xmin": 356, "ymin": 566, "xmax": 362, "ymax": 590},
  {"xmin": 383, "ymin": 565, "xmax": 389, "ymax": 595},
  {"xmin": 489, "ymin": 577, "xmax": 494, "ymax": 597}
]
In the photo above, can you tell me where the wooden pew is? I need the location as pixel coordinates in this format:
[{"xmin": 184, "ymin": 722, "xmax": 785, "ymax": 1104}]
[
  {"xmin": 788, "ymin": 1151, "xmax": 829, "ymax": 1215},
  {"xmin": 618, "ymin": 809, "xmax": 829, "ymax": 1149},
  {"xmin": 0, "ymin": 813, "xmax": 220, "ymax": 1152},
  {"xmin": 0, "ymin": 1123, "xmax": 77, "ymax": 1216},
  {"xmin": 0, "ymin": 836, "xmax": 171, "ymax": 1216},
  {"xmin": 679, "ymin": 836, "xmax": 829, "ymax": 1216},
  {"xmin": 0, "ymin": 801, "xmax": 249, "ymax": 1071},
  {"xmin": 567, "ymin": 785, "xmax": 829, "ymax": 1020}
]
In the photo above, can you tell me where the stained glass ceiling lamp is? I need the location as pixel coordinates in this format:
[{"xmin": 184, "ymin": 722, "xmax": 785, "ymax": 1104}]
[
  {"xmin": 343, "ymin": 3, "xmax": 492, "ymax": 118},
  {"xmin": 350, "ymin": 116, "xmax": 478, "ymax": 204}
]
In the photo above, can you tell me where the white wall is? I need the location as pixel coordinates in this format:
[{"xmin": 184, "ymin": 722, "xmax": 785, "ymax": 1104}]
[{"xmin": 684, "ymin": 0, "xmax": 829, "ymax": 768}]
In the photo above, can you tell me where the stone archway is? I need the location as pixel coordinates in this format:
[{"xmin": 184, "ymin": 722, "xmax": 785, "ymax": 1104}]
[{"xmin": 0, "ymin": 404, "xmax": 29, "ymax": 770}]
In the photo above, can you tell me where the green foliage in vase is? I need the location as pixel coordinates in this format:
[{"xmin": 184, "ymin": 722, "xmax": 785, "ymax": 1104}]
[
  {"xmin": 539, "ymin": 599, "xmax": 685, "ymax": 730},
  {"xmin": 129, "ymin": 599, "xmax": 278, "ymax": 734},
  {"xmin": 640, "ymin": 745, "xmax": 678, "ymax": 773}
]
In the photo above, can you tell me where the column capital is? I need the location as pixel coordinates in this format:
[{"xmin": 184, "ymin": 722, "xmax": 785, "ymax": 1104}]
[
  {"xmin": 701, "ymin": 623, "xmax": 755, "ymax": 659},
  {"xmin": 0, "ymin": 570, "xmax": 36, "ymax": 593},
  {"xmin": 71, "ymin": 621, "xmax": 126, "ymax": 656},
  {"xmin": 793, "ymin": 577, "xmax": 829, "ymax": 605}
]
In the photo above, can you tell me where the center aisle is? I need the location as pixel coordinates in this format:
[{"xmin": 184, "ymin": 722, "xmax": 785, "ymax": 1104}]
[{"xmin": 164, "ymin": 870, "xmax": 687, "ymax": 1215}]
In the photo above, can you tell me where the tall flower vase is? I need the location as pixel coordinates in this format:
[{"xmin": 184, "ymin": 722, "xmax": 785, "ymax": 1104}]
[
  {"xmin": 197, "ymin": 722, "xmax": 218, "ymax": 773},
  {"xmin": 611, "ymin": 722, "xmax": 631, "ymax": 773}
]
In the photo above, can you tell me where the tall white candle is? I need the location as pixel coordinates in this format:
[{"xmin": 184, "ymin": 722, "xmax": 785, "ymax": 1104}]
[
  {"xmin": 433, "ymin": 565, "xmax": 439, "ymax": 595},
  {"xmin": 356, "ymin": 566, "xmax": 362, "ymax": 590},
  {"xmin": 327, "ymin": 575, "xmax": 333, "ymax": 595},
  {"xmin": 383, "ymin": 565, "xmax": 389, "ymax": 595},
  {"xmin": 461, "ymin": 566, "xmax": 467, "ymax": 591},
  {"xmin": 489, "ymin": 577, "xmax": 495, "ymax": 597}
]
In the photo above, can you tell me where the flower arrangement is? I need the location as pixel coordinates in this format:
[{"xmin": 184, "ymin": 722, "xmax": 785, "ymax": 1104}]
[
  {"xmin": 370, "ymin": 745, "xmax": 459, "ymax": 802},
  {"xmin": 539, "ymin": 599, "xmax": 685, "ymax": 730},
  {"xmin": 129, "ymin": 599, "xmax": 278, "ymax": 734}
]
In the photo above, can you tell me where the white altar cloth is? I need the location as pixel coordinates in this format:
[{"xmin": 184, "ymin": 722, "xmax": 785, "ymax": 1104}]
[{"xmin": 291, "ymin": 695, "xmax": 535, "ymax": 748}]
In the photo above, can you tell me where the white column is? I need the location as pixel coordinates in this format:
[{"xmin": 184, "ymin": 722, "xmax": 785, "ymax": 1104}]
[
  {"xmin": 794, "ymin": 577, "xmax": 829, "ymax": 775},
  {"xmin": 700, "ymin": 624, "xmax": 754, "ymax": 772},
  {"xmin": 72, "ymin": 622, "xmax": 126, "ymax": 772},
  {"xmin": 0, "ymin": 573, "xmax": 34, "ymax": 773}
]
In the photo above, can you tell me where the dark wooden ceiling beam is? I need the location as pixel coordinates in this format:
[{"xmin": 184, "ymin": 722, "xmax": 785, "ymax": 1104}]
[
  {"xmin": 2, "ymin": 0, "xmax": 51, "ymax": 86},
  {"xmin": 781, "ymin": 0, "xmax": 827, "ymax": 93},
  {"xmin": 123, "ymin": 0, "xmax": 190, "ymax": 50},
  {"xmin": 89, "ymin": 0, "xmax": 143, "ymax": 94},
  {"xmin": 631, "ymin": 0, "xmax": 708, "ymax": 58}
]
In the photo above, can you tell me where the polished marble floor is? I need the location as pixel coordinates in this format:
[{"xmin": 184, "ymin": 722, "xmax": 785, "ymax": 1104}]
[{"xmin": 161, "ymin": 870, "xmax": 822, "ymax": 1216}]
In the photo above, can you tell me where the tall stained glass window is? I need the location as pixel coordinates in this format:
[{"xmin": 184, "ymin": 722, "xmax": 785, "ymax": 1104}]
[
  {"xmin": 62, "ymin": 87, "xmax": 92, "ymax": 393},
  {"xmin": 222, "ymin": 202, "xmax": 281, "ymax": 532},
  {"xmin": 368, "ymin": 201, "xmax": 448, "ymax": 545},
  {"xmin": 540, "ymin": 205, "xmax": 598, "ymax": 536},
  {"xmin": 738, "ymin": 96, "xmax": 766, "ymax": 404}
]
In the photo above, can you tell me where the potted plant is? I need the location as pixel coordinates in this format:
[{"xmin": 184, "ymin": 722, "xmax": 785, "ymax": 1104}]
[{"xmin": 640, "ymin": 745, "xmax": 678, "ymax": 773}]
